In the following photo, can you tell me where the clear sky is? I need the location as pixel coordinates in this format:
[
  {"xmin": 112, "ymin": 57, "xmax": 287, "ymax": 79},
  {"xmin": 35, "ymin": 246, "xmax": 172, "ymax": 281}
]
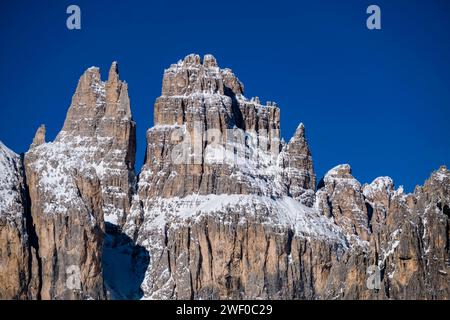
[{"xmin": 1, "ymin": 0, "xmax": 449, "ymax": 192}]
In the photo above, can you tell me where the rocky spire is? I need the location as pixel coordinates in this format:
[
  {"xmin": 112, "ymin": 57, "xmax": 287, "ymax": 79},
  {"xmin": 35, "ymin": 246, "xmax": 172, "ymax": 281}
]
[
  {"xmin": 278, "ymin": 122, "xmax": 316, "ymax": 206},
  {"xmin": 292, "ymin": 122, "xmax": 305, "ymax": 139},
  {"xmin": 22, "ymin": 62, "xmax": 137, "ymax": 299},
  {"xmin": 61, "ymin": 66, "xmax": 104, "ymax": 135},
  {"xmin": 108, "ymin": 61, "xmax": 119, "ymax": 82},
  {"xmin": 56, "ymin": 62, "xmax": 136, "ymax": 224},
  {"xmin": 105, "ymin": 61, "xmax": 122, "ymax": 111},
  {"xmin": 30, "ymin": 124, "xmax": 46, "ymax": 149}
]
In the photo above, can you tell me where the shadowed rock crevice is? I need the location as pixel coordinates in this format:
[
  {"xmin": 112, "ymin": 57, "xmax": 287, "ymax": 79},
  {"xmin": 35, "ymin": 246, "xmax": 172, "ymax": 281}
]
[
  {"xmin": 103, "ymin": 222, "xmax": 150, "ymax": 300},
  {"xmin": 21, "ymin": 153, "xmax": 42, "ymax": 299}
]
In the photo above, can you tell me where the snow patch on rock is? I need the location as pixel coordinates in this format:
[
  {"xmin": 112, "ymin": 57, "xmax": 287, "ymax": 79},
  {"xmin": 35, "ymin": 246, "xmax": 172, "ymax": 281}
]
[{"xmin": 0, "ymin": 141, "xmax": 24, "ymax": 219}]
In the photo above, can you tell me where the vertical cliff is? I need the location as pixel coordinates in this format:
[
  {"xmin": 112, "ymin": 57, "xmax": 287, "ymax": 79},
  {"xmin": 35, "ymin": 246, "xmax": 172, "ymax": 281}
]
[{"xmin": 0, "ymin": 142, "xmax": 37, "ymax": 299}]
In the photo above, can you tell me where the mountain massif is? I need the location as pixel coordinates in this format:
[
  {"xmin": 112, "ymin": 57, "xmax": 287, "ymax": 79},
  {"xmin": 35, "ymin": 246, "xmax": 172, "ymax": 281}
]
[{"xmin": 0, "ymin": 54, "xmax": 449, "ymax": 300}]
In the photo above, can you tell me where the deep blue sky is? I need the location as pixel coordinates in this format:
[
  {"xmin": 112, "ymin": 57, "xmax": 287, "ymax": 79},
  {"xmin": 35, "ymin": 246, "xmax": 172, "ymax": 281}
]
[{"xmin": 1, "ymin": 0, "xmax": 449, "ymax": 192}]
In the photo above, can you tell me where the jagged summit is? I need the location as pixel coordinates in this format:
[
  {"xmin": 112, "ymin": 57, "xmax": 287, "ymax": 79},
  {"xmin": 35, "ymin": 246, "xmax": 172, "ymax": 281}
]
[
  {"xmin": 279, "ymin": 122, "xmax": 315, "ymax": 205},
  {"xmin": 30, "ymin": 61, "xmax": 136, "ymax": 222},
  {"xmin": 108, "ymin": 61, "xmax": 119, "ymax": 80},
  {"xmin": 30, "ymin": 124, "xmax": 45, "ymax": 149},
  {"xmin": 325, "ymin": 163, "xmax": 352, "ymax": 177},
  {"xmin": 174, "ymin": 53, "xmax": 218, "ymax": 67},
  {"xmin": 62, "ymin": 62, "xmax": 133, "ymax": 136},
  {"xmin": 288, "ymin": 123, "xmax": 307, "ymax": 145},
  {"xmin": 18, "ymin": 62, "xmax": 137, "ymax": 299},
  {"xmin": 144, "ymin": 55, "xmax": 315, "ymax": 202},
  {"xmin": 294, "ymin": 122, "xmax": 305, "ymax": 135},
  {"xmin": 162, "ymin": 53, "xmax": 244, "ymax": 97},
  {"xmin": 164, "ymin": 54, "xmax": 281, "ymax": 111},
  {"xmin": 363, "ymin": 176, "xmax": 394, "ymax": 196}
]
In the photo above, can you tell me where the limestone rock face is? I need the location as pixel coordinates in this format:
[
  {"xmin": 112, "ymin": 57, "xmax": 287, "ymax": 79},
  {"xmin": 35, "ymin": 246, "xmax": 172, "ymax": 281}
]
[
  {"xmin": 0, "ymin": 54, "xmax": 448, "ymax": 300},
  {"xmin": 124, "ymin": 54, "xmax": 335, "ymax": 299},
  {"xmin": 411, "ymin": 166, "xmax": 450, "ymax": 297},
  {"xmin": 138, "ymin": 54, "xmax": 312, "ymax": 200},
  {"xmin": 316, "ymin": 165, "xmax": 450, "ymax": 299},
  {"xmin": 0, "ymin": 142, "xmax": 34, "ymax": 299},
  {"xmin": 125, "ymin": 195, "xmax": 348, "ymax": 299},
  {"xmin": 317, "ymin": 164, "xmax": 370, "ymax": 242},
  {"xmin": 22, "ymin": 62, "xmax": 136, "ymax": 299},
  {"xmin": 59, "ymin": 63, "xmax": 136, "ymax": 226}
]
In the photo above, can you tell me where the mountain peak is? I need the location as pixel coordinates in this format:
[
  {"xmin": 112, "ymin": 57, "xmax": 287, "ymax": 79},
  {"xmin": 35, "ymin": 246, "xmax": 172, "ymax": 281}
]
[
  {"xmin": 108, "ymin": 61, "xmax": 120, "ymax": 83},
  {"xmin": 291, "ymin": 122, "xmax": 306, "ymax": 141},
  {"xmin": 182, "ymin": 53, "xmax": 201, "ymax": 66},
  {"xmin": 326, "ymin": 163, "xmax": 352, "ymax": 177},
  {"xmin": 30, "ymin": 124, "xmax": 46, "ymax": 149},
  {"xmin": 203, "ymin": 54, "xmax": 218, "ymax": 67},
  {"xmin": 161, "ymin": 53, "xmax": 244, "ymax": 97}
]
